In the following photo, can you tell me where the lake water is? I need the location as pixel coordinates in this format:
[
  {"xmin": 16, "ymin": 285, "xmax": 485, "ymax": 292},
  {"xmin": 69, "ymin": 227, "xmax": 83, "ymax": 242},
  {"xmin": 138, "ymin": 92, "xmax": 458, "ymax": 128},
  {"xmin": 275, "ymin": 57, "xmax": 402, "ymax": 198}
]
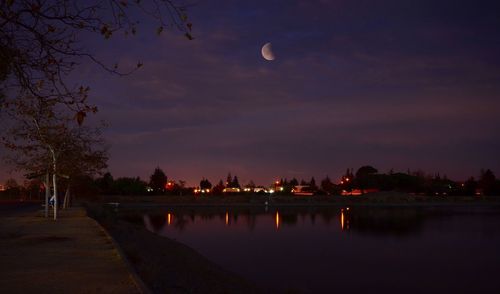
[{"xmin": 141, "ymin": 205, "xmax": 500, "ymax": 293}]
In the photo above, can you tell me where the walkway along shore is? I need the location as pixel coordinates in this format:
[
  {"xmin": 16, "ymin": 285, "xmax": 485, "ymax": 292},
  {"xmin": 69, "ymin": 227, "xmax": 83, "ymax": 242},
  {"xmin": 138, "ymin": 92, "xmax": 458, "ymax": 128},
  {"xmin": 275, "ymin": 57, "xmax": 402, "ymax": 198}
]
[{"xmin": 0, "ymin": 206, "xmax": 142, "ymax": 294}]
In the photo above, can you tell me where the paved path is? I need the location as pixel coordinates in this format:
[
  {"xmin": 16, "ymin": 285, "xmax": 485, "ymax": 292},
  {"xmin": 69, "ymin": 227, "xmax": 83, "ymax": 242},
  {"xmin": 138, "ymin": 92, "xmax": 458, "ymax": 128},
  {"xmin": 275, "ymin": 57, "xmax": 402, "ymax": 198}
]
[{"xmin": 0, "ymin": 206, "xmax": 140, "ymax": 293}]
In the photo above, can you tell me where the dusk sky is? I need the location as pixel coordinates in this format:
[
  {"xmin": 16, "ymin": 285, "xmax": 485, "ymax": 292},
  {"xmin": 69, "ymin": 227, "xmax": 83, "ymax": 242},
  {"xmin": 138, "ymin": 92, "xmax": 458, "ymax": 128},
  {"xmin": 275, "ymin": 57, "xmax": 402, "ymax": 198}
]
[{"xmin": 2, "ymin": 0, "xmax": 500, "ymax": 186}]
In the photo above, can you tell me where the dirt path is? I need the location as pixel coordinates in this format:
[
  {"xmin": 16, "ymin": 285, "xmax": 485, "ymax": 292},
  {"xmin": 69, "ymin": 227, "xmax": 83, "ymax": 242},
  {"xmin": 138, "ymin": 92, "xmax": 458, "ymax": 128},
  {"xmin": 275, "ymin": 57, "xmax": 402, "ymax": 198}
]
[{"xmin": 0, "ymin": 207, "xmax": 140, "ymax": 294}]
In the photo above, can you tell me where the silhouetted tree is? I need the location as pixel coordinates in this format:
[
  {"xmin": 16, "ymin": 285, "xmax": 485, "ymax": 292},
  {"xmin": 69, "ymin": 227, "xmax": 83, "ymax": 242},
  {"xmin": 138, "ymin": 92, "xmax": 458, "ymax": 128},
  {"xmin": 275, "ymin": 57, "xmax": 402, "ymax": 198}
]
[
  {"xmin": 212, "ymin": 179, "xmax": 225, "ymax": 195},
  {"xmin": 310, "ymin": 177, "xmax": 317, "ymax": 190},
  {"xmin": 3, "ymin": 178, "xmax": 20, "ymax": 198},
  {"xmin": 290, "ymin": 178, "xmax": 299, "ymax": 186},
  {"xmin": 200, "ymin": 178, "xmax": 212, "ymax": 189},
  {"xmin": 149, "ymin": 167, "xmax": 167, "ymax": 194},
  {"xmin": 464, "ymin": 177, "xmax": 478, "ymax": 196},
  {"xmin": 340, "ymin": 168, "xmax": 354, "ymax": 192},
  {"xmin": 320, "ymin": 176, "xmax": 335, "ymax": 194},
  {"xmin": 113, "ymin": 177, "xmax": 147, "ymax": 195},
  {"xmin": 232, "ymin": 176, "xmax": 240, "ymax": 188},
  {"xmin": 246, "ymin": 180, "xmax": 256, "ymax": 189},
  {"xmin": 479, "ymin": 169, "xmax": 496, "ymax": 196},
  {"xmin": 95, "ymin": 172, "xmax": 114, "ymax": 195},
  {"xmin": 356, "ymin": 166, "xmax": 378, "ymax": 178}
]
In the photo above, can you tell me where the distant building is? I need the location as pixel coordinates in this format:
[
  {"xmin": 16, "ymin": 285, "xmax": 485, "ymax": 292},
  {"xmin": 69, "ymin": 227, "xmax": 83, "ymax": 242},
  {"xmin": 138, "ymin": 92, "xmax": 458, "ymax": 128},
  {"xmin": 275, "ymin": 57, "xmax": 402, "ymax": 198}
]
[
  {"xmin": 292, "ymin": 185, "xmax": 314, "ymax": 196},
  {"xmin": 253, "ymin": 187, "xmax": 268, "ymax": 193},
  {"xmin": 223, "ymin": 187, "xmax": 241, "ymax": 193},
  {"xmin": 341, "ymin": 188, "xmax": 380, "ymax": 196}
]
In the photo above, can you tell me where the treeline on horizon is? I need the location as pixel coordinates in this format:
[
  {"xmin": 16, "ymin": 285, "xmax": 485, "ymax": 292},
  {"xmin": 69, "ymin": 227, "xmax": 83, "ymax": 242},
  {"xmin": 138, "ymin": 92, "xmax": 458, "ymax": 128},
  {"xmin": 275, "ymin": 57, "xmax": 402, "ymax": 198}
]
[{"xmin": 1, "ymin": 166, "xmax": 499, "ymax": 199}]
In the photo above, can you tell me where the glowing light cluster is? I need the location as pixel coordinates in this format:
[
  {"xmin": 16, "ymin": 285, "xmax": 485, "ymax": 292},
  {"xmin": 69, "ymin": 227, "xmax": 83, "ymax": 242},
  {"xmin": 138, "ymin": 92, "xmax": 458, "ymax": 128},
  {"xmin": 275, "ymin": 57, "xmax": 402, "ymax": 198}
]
[{"xmin": 194, "ymin": 188, "xmax": 211, "ymax": 194}]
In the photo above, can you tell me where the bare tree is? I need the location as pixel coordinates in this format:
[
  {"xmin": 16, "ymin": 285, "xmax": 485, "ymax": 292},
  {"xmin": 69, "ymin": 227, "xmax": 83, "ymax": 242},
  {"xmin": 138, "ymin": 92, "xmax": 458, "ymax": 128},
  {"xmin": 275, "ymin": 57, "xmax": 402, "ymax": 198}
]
[
  {"xmin": 1, "ymin": 0, "xmax": 192, "ymax": 121},
  {"xmin": 58, "ymin": 124, "xmax": 108, "ymax": 208},
  {"xmin": 2, "ymin": 95, "xmax": 107, "ymax": 219}
]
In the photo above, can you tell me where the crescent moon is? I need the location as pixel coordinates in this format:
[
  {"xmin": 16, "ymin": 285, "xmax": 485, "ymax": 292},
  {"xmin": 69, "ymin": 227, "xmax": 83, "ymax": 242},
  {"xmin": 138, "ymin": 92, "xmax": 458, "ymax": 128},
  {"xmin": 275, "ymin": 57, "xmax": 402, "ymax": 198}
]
[{"xmin": 261, "ymin": 42, "xmax": 275, "ymax": 61}]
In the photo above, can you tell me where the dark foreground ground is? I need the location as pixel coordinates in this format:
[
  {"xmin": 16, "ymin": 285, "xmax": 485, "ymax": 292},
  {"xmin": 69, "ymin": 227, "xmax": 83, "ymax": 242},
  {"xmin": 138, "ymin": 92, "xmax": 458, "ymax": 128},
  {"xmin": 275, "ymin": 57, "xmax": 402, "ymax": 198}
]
[{"xmin": 0, "ymin": 205, "xmax": 139, "ymax": 294}]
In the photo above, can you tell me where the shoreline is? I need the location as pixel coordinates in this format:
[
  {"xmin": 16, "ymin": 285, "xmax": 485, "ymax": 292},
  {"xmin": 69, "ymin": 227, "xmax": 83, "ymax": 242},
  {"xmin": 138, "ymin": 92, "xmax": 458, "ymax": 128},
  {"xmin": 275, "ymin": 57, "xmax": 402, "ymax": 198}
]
[
  {"xmin": 86, "ymin": 203, "xmax": 263, "ymax": 294},
  {"xmin": 96, "ymin": 191, "xmax": 500, "ymax": 210}
]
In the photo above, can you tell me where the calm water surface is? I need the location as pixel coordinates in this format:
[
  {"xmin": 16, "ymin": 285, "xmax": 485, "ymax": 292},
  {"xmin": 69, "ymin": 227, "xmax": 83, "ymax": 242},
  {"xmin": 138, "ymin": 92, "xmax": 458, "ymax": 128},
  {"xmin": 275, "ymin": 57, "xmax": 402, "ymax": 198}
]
[{"xmin": 140, "ymin": 206, "xmax": 500, "ymax": 293}]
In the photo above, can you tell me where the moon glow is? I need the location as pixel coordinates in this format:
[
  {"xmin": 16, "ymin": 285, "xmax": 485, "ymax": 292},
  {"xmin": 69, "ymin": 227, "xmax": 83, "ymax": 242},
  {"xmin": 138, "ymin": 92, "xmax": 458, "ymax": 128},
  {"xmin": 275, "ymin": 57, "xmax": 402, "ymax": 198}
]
[{"xmin": 261, "ymin": 42, "xmax": 275, "ymax": 61}]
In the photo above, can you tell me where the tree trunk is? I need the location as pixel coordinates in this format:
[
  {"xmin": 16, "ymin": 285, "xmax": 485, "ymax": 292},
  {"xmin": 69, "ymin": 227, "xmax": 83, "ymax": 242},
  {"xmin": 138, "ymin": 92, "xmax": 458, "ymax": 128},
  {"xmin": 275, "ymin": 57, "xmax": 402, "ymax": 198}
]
[
  {"xmin": 63, "ymin": 184, "xmax": 71, "ymax": 209},
  {"xmin": 44, "ymin": 173, "xmax": 50, "ymax": 218},
  {"xmin": 53, "ymin": 173, "xmax": 58, "ymax": 220}
]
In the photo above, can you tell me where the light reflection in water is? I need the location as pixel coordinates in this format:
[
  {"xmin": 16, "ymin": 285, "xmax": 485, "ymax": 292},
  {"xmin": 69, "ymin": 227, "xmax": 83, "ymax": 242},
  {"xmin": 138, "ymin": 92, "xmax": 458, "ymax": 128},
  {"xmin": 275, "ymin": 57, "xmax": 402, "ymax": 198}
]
[
  {"xmin": 341, "ymin": 209, "xmax": 345, "ymax": 231},
  {"xmin": 167, "ymin": 213, "xmax": 173, "ymax": 226},
  {"xmin": 340, "ymin": 208, "xmax": 350, "ymax": 231},
  {"xmin": 275, "ymin": 210, "xmax": 280, "ymax": 230},
  {"xmin": 139, "ymin": 207, "xmax": 500, "ymax": 294},
  {"xmin": 149, "ymin": 207, "xmax": 355, "ymax": 232}
]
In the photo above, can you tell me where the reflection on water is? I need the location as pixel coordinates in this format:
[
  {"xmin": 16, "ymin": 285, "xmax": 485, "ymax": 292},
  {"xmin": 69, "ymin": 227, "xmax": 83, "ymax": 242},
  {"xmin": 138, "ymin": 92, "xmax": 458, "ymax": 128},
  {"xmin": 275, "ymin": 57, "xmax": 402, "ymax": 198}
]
[
  {"xmin": 143, "ymin": 206, "xmax": 426, "ymax": 236},
  {"xmin": 167, "ymin": 212, "xmax": 172, "ymax": 226},
  {"xmin": 136, "ymin": 206, "xmax": 500, "ymax": 293},
  {"xmin": 275, "ymin": 210, "xmax": 280, "ymax": 230}
]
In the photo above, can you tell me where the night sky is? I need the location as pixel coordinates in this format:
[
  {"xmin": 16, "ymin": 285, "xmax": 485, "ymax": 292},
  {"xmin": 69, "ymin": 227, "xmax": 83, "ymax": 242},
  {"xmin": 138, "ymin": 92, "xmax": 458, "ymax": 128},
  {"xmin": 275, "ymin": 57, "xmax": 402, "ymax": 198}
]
[{"xmin": 2, "ymin": 0, "xmax": 500, "ymax": 186}]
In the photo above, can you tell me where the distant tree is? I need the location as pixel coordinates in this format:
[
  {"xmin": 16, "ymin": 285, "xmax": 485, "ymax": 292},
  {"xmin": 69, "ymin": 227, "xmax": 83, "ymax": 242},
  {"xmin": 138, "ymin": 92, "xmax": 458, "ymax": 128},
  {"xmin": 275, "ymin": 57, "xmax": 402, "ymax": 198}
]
[
  {"xmin": 290, "ymin": 178, "xmax": 299, "ymax": 186},
  {"xmin": 95, "ymin": 172, "xmax": 114, "ymax": 195},
  {"xmin": 226, "ymin": 173, "xmax": 232, "ymax": 187},
  {"xmin": 310, "ymin": 177, "xmax": 317, "ymax": 189},
  {"xmin": 24, "ymin": 179, "xmax": 43, "ymax": 200},
  {"xmin": 5, "ymin": 178, "xmax": 19, "ymax": 189},
  {"xmin": 4, "ymin": 178, "xmax": 21, "ymax": 198},
  {"xmin": 464, "ymin": 177, "xmax": 478, "ymax": 196},
  {"xmin": 300, "ymin": 179, "xmax": 308, "ymax": 185},
  {"xmin": 177, "ymin": 180, "xmax": 187, "ymax": 196},
  {"xmin": 355, "ymin": 166, "xmax": 378, "ymax": 178},
  {"xmin": 377, "ymin": 174, "xmax": 395, "ymax": 191},
  {"xmin": 320, "ymin": 176, "xmax": 334, "ymax": 194},
  {"xmin": 479, "ymin": 169, "xmax": 496, "ymax": 196},
  {"xmin": 113, "ymin": 177, "xmax": 147, "ymax": 195},
  {"xmin": 200, "ymin": 178, "xmax": 212, "ymax": 189},
  {"xmin": 355, "ymin": 166, "xmax": 380, "ymax": 193},
  {"xmin": 340, "ymin": 168, "xmax": 354, "ymax": 192},
  {"xmin": 246, "ymin": 180, "xmax": 256, "ymax": 189},
  {"xmin": 212, "ymin": 179, "xmax": 225, "ymax": 195},
  {"xmin": 232, "ymin": 175, "xmax": 240, "ymax": 188},
  {"xmin": 149, "ymin": 167, "xmax": 167, "ymax": 194}
]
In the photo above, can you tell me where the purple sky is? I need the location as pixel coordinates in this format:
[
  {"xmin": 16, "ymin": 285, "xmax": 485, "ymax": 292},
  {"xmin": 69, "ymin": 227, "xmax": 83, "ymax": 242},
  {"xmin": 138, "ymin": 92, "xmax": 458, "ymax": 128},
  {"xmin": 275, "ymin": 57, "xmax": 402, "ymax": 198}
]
[{"xmin": 2, "ymin": 0, "xmax": 500, "ymax": 186}]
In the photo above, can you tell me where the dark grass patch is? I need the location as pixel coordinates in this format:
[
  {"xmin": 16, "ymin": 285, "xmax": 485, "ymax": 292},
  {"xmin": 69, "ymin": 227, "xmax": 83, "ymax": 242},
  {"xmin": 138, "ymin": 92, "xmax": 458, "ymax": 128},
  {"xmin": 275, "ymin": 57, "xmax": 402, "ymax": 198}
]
[
  {"xmin": 123, "ymin": 248, "xmax": 142, "ymax": 265},
  {"xmin": 0, "ymin": 232, "xmax": 24, "ymax": 239},
  {"xmin": 20, "ymin": 235, "xmax": 73, "ymax": 245}
]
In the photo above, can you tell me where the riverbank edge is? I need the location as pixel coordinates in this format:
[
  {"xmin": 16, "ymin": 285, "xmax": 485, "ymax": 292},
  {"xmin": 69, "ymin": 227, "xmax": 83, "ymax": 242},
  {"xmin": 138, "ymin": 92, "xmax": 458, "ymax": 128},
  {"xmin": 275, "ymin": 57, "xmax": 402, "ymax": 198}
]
[
  {"xmin": 85, "ymin": 203, "xmax": 263, "ymax": 294},
  {"xmin": 88, "ymin": 215, "xmax": 152, "ymax": 294}
]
